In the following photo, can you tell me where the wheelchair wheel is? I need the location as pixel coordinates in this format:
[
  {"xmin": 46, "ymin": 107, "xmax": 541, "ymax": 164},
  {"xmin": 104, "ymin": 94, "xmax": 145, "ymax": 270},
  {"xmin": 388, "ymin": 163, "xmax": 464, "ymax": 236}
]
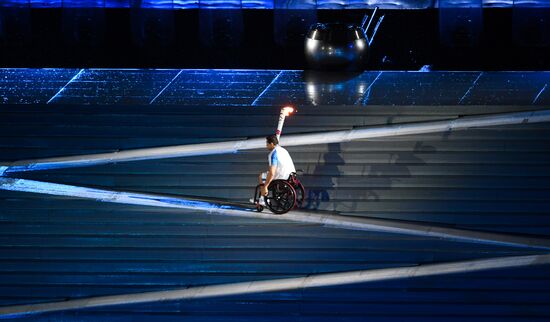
[
  {"xmin": 293, "ymin": 181, "xmax": 305, "ymax": 208},
  {"xmin": 265, "ymin": 180, "xmax": 296, "ymax": 214},
  {"xmin": 288, "ymin": 173, "xmax": 305, "ymax": 209}
]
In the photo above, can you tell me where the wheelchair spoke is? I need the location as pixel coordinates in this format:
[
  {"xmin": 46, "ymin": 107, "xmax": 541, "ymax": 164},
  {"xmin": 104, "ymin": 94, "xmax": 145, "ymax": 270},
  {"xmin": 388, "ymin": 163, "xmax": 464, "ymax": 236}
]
[{"xmin": 265, "ymin": 180, "xmax": 296, "ymax": 214}]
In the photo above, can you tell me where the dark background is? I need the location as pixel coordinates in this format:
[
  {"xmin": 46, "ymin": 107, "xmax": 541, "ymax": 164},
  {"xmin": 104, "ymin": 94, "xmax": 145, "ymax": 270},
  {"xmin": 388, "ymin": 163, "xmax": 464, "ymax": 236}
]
[{"xmin": 0, "ymin": 8, "xmax": 548, "ymax": 70}]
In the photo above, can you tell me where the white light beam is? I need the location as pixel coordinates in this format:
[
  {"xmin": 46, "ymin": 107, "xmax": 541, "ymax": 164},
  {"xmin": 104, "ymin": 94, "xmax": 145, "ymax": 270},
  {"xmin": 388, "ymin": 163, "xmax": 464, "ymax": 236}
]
[
  {"xmin": 3, "ymin": 109, "xmax": 550, "ymax": 174},
  {"xmin": 1, "ymin": 254, "xmax": 549, "ymax": 318},
  {"xmin": 1, "ymin": 177, "xmax": 550, "ymax": 250}
]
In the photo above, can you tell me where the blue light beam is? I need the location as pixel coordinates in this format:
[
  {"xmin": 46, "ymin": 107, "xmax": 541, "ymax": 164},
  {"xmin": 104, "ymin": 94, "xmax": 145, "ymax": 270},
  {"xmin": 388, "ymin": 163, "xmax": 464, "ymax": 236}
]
[
  {"xmin": 458, "ymin": 72, "xmax": 483, "ymax": 104},
  {"xmin": 47, "ymin": 69, "xmax": 84, "ymax": 104},
  {"xmin": 355, "ymin": 71, "xmax": 382, "ymax": 105},
  {"xmin": 149, "ymin": 69, "xmax": 183, "ymax": 104},
  {"xmin": 251, "ymin": 70, "xmax": 284, "ymax": 106},
  {"xmin": 533, "ymin": 83, "xmax": 547, "ymax": 105}
]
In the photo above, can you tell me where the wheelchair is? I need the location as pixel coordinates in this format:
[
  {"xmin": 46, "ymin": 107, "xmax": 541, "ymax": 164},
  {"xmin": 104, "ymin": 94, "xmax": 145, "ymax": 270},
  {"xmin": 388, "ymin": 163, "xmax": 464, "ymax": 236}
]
[{"xmin": 253, "ymin": 172, "xmax": 305, "ymax": 214}]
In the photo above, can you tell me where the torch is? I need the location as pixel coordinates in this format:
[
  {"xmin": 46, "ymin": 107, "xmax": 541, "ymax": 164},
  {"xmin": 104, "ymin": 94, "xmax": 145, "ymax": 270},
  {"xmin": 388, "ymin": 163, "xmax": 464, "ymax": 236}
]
[{"xmin": 276, "ymin": 106, "xmax": 295, "ymax": 140}]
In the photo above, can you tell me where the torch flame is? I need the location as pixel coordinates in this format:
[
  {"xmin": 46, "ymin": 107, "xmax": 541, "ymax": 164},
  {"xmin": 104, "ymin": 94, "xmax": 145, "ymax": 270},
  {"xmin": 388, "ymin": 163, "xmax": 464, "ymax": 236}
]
[{"xmin": 282, "ymin": 106, "xmax": 294, "ymax": 117}]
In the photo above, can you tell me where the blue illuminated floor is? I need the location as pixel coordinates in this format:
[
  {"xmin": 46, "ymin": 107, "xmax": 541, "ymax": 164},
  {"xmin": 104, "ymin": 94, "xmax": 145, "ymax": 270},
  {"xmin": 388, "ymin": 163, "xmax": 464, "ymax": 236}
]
[
  {"xmin": 1, "ymin": 72, "xmax": 550, "ymax": 320},
  {"xmin": 0, "ymin": 0, "xmax": 541, "ymax": 9},
  {"xmin": 0, "ymin": 0, "xmax": 545, "ymax": 9},
  {"xmin": 0, "ymin": 69, "xmax": 548, "ymax": 106}
]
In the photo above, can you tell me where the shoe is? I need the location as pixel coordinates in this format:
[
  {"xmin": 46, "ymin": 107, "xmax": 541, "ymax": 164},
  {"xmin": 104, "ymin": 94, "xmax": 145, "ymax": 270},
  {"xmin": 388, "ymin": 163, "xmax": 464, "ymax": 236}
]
[{"xmin": 250, "ymin": 198, "xmax": 266, "ymax": 206}]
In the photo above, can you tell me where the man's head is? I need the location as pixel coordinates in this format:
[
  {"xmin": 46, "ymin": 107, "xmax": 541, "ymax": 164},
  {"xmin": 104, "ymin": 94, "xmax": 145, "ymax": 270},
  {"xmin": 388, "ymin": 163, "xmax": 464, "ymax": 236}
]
[{"xmin": 266, "ymin": 134, "xmax": 278, "ymax": 151}]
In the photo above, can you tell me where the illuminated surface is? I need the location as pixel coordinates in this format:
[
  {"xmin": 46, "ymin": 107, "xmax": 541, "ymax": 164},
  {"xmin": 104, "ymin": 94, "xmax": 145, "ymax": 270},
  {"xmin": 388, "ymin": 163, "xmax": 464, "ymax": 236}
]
[
  {"xmin": 0, "ymin": 68, "xmax": 548, "ymax": 106},
  {"xmin": 0, "ymin": 100, "xmax": 550, "ymax": 320},
  {"xmin": 0, "ymin": 69, "xmax": 80, "ymax": 104},
  {"xmin": 0, "ymin": 0, "xmax": 547, "ymax": 8},
  {"xmin": 1, "ymin": 68, "xmax": 550, "ymax": 320}
]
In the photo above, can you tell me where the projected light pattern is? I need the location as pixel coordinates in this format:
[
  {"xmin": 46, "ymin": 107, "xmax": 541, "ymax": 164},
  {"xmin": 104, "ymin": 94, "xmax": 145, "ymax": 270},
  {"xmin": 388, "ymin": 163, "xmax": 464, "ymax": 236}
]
[
  {"xmin": 0, "ymin": 69, "xmax": 80, "ymax": 104},
  {"xmin": 0, "ymin": 68, "xmax": 548, "ymax": 106},
  {"xmin": 262, "ymin": 71, "xmax": 382, "ymax": 106},
  {"xmin": 0, "ymin": 177, "xmax": 252, "ymax": 214},
  {"xmin": 45, "ymin": 69, "xmax": 182, "ymax": 105},
  {"xmin": 1, "ymin": 0, "xmax": 548, "ymax": 8},
  {"xmin": 153, "ymin": 69, "xmax": 281, "ymax": 105}
]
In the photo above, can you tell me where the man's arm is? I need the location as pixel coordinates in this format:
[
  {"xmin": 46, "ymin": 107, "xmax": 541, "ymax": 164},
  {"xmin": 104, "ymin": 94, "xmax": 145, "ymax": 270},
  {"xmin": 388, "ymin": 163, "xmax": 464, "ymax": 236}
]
[{"xmin": 261, "ymin": 165, "xmax": 276, "ymax": 196}]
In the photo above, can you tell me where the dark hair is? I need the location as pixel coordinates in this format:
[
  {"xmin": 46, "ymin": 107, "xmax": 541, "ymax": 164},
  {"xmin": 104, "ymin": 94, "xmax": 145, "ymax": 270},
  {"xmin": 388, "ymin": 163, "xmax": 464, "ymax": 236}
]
[{"xmin": 266, "ymin": 134, "xmax": 279, "ymax": 145}]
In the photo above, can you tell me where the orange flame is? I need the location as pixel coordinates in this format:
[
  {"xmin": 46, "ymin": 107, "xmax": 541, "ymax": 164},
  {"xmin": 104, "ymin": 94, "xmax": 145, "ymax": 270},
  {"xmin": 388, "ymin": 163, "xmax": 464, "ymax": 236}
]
[{"xmin": 282, "ymin": 106, "xmax": 294, "ymax": 117}]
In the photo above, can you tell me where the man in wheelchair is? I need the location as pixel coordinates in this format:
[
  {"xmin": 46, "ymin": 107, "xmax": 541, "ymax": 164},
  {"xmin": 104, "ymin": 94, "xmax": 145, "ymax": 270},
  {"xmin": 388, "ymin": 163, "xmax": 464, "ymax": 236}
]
[
  {"xmin": 259, "ymin": 134, "xmax": 296, "ymax": 197},
  {"xmin": 253, "ymin": 135, "xmax": 305, "ymax": 214}
]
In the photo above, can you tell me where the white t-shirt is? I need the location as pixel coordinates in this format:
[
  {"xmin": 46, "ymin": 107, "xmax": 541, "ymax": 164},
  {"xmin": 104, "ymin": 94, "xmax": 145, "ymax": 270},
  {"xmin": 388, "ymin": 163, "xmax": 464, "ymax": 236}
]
[{"xmin": 268, "ymin": 145, "xmax": 296, "ymax": 180}]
